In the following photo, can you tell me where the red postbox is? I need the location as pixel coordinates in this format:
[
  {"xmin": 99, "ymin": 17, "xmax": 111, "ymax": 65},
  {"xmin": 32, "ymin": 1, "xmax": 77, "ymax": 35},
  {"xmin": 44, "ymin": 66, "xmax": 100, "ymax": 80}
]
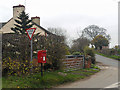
[{"xmin": 38, "ymin": 50, "xmax": 46, "ymax": 63}]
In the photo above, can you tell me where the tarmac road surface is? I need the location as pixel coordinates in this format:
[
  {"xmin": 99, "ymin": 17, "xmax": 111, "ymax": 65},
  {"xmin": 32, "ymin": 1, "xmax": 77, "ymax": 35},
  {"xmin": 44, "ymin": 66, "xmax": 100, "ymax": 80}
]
[{"xmin": 56, "ymin": 54, "xmax": 119, "ymax": 89}]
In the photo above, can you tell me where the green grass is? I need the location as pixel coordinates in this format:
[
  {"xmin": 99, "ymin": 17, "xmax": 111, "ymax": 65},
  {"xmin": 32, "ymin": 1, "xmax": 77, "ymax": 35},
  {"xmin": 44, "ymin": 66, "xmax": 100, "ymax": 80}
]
[
  {"xmin": 110, "ymin": 55, "xmax": 120, "ymax": 60},
  {"xmin": 95, "ymin": 52, "xmax": 120, "ymax": 60},
  {"xmin": 2, "ymin": 68, "xmax": 100, "ymax": 88}
]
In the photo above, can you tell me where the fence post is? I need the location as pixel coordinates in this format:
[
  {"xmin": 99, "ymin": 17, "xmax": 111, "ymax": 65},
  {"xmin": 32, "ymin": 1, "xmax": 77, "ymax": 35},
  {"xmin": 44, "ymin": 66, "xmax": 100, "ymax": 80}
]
[{"xmin": 83, "ymin": 55, "xmax": 85, "ymax": 69}]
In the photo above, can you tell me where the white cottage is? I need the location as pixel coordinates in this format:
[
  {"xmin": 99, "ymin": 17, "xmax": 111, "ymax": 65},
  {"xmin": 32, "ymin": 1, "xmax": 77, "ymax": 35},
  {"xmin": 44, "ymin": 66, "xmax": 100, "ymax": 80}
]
[{"xmin": 0, "ymin": 4, "xmax": 51, "ymax": 35}]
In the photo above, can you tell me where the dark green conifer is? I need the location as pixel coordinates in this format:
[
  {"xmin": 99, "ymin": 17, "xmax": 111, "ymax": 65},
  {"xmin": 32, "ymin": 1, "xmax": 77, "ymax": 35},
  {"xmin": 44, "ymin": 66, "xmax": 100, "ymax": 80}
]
[{"xmin": 11, "ymin": 11, "xmax": 33, "ymax": 34}]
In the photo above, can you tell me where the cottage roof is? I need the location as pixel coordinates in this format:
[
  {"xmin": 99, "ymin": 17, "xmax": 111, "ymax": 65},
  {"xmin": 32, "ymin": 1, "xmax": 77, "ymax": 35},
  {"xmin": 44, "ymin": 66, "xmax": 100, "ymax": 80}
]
[
  {"xmin": 0, "ymin": 18, "xmax": 51, "ymax": 35},
  {"xmin": 0, "ymin": 22, "xmax": 7, "ymax": 29}
]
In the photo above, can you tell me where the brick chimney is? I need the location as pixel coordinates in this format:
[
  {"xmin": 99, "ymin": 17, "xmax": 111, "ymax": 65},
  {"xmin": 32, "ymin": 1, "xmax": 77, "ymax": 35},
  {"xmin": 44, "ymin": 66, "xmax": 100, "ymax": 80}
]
[
  {"xmin": 13, "ymin": 4, "xmax": 25, "ymax": 19},
  {"xmin": 31, "ymin": 16, "xmax": 40, "ymax": 26}
]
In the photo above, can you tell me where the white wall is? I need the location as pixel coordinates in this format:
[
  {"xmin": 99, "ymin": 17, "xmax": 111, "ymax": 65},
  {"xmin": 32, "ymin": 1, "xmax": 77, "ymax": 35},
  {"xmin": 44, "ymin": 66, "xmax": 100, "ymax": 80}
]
[
  {"xmin": 1, "ymin": 18, "xmax": 14, "ymax": 33},
  {"xmin": 1, "ymin": 18, "xmax": 46, "ymax": 35}
]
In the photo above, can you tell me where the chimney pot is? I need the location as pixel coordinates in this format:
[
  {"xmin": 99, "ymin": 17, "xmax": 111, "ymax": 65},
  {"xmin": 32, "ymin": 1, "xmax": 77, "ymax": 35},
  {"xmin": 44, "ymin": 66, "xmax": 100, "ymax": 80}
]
[{"xmin": 31, "ymin": 16, "xmax": 40, "ymax": 25}]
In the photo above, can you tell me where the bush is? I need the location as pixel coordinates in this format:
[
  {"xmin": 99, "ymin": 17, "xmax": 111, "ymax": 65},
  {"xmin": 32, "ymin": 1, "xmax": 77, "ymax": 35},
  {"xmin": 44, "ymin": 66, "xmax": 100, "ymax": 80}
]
[
  {"xmin": 84, "ymin": 46, "xmax": 96, "ymax": 64},
  {"xmin": 99, "ymin": 48, "xmax": 117, "ymax": 56},
  {"xmin": 2, "ymin": 34, "xmax": 31, "ymax": 62},
  {"xmin": 100, "ymin": 49, "xmax": 110, "ymax": 56},
  {"xmin": 109, "ymin": 49, "xmax": 116, "ymax": 55},
  {"xmin": 117, "ymin": 49, "xmax": 120, "ymax": 55},
  {"xmin": 72, "ymin": 52, "xmax": 81, "ymax": 55},
  {"xmin": 3, "ymin": 28, "xmax": 68, "ymax": 72},
  {"xmin": 2, "ymin": 57, "xmax": 41, "ymax": 76}
]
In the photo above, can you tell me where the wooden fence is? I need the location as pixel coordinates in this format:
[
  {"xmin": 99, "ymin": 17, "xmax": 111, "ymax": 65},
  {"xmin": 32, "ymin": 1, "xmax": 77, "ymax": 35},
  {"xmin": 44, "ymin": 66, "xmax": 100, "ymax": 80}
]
[{"xmin": 62, "ymin": 55, "xmax": 91, "ymax": 70}]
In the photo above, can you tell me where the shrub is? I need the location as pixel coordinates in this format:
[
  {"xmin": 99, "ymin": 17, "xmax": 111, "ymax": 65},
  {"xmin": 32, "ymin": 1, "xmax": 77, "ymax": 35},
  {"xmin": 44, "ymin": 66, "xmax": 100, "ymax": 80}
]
[
  {"xmin": 109, "ymin": 49, "xmax": 116, "ymax": 55},
  {"xmin": 2, "ymin": 34, "xmax": 31, "ymax": 62},
  {"xmin": 99, "ymin": 48, "xmax": 117, "ymax": 56},
  {"xmin": 44, "ymin": 34, "xmax": 67, "ymax": 71},
  {"xmin": 2, "ymin": 58, "xmax": 41, "ymax": 76},
  {"xmin": 3, "ymin": 28, "xmax": 68, "ymax": 72},
  {"xmin": 84, "ymin": 46, "xmax": 96, "ymax": 64},
  {"xmin": 117, "ymin": 49, "xmax": 120, "ymax": 55},
  {"xmin": 72, "ymin": 52, "xmax": 81, "ymax": 55},
  {"xmin": 100, "ymin": 49, "xmax": 110, "ymax": 56}
]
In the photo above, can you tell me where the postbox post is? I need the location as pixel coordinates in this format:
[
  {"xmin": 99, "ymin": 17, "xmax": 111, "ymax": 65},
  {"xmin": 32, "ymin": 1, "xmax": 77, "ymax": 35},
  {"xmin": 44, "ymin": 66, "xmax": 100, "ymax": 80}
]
[
  {"xmin": 41, "ymin": 63, "xmax": 43, "ymax": 77},
  {"xmin": 38, "ymin": 50, "xmax": 47, "ymax": 77}
]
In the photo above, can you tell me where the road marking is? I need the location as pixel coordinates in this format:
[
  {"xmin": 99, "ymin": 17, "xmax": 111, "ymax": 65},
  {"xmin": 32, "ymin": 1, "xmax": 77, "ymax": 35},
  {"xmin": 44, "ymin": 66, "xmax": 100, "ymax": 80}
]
[
  {"xmin": 99, "ymin": 82, "xmax": 120, "ymax": 90},
  {"xmin": 105, "ymin": 82, "xmax": 120, "ymax": 88}
]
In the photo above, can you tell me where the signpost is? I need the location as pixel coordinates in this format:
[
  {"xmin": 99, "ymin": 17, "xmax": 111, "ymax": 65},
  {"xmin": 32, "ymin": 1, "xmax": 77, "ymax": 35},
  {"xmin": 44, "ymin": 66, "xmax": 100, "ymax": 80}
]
[
  {"xmin": 26, "ymin": 28, "xmax": 36, "ymax": 68},
  {"xmin": 26, "ymin": 28, "xmax": 46, "ymax": 76}
]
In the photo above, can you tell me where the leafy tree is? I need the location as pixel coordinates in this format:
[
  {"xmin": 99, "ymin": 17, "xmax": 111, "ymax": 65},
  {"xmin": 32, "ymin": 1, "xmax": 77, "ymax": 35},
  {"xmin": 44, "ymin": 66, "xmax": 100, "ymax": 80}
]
[
  {"xmin": 11, "ymin": 11, "xmax": 33, "ymax": 34},
  {"xmin": 91, "ymin": 35, "xmax": 109, "ymax": 50},
  {"xmin": 47, "ymin": 27, "xmax": 66, "ymax": 36},
  {"xmin": 33, "ymin": 28, "xmax": 69, "ymax": 70},
  {"xmin": 114, "ymin": 45, "xmax": 119, "ymax": 50},
  {"xmin": 81, "ymin": 25, "xmax": 111, "ymax": 41},
  {"xmin": 46, "ymin": 28, "xmax": 69, "ymax": 70},
  {"xmin": 46, "ymin": 35, "xmax": 66, "ymax": 70},
  {"xmin": 71, "ymin": 37, "xmax": 90, "ymax": 53}
]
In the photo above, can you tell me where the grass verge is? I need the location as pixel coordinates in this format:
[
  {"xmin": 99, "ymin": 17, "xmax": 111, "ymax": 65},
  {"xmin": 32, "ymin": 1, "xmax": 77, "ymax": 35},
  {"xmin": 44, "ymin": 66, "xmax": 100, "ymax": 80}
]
[
  {"xmin": 2, "ymin": 68, "xmax": 100, "ymax": 88},
  {"xmin": 95, "ymin": 52, "xmax": 120, "ymax": 61}
]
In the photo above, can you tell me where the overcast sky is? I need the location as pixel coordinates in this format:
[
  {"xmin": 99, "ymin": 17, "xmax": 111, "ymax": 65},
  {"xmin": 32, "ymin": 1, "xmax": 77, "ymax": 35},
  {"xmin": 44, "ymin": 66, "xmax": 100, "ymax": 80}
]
[{"xmin": 0, "ymin": 0, "xmax": 118, "ymax": 48}]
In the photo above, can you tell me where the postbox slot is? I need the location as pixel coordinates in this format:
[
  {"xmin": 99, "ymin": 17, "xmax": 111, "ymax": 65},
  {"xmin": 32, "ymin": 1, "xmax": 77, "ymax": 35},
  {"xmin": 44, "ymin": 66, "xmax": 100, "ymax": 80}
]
[{"xmin": 38, "ymin": 50, "xmax": 46, "ymax": 63}]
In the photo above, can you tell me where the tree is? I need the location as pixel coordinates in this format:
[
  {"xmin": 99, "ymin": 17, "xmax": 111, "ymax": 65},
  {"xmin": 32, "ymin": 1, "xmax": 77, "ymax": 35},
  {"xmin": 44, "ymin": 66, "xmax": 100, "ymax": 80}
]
[
  {"xmin": 10, "ymin": 11, "xmax": 33, "ymax": 61},
  {"xmin": 114, "ymin": 45, "xmax": 119, "ymax": 50},
  {"xmin": 91, "ymin": 35, "xmax": 109, "ymax": 50},
  {"xmin": 46, "ymin": 28, "xmax": 69, "ymax": 70},
  {"xmin": 81, "ymin": 25, "xmax": 111, "ymax": 41},
  {"xmin": 33, "ymin": 28, "xmax": 69, "ymax": 70},
  {"xmin": 71, "ymin": 37, "xmax": 90, "ymax": 53},
  {"xmin": 11, "ymin": 11, "xmax": 33, "ymax": 34}
]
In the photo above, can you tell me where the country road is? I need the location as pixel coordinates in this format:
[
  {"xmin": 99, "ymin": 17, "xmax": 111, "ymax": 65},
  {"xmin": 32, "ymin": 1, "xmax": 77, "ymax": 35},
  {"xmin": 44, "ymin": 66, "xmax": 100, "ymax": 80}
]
[{"xmin": 56, "ymin": 54, "xmax": 119, "ymax": 89}]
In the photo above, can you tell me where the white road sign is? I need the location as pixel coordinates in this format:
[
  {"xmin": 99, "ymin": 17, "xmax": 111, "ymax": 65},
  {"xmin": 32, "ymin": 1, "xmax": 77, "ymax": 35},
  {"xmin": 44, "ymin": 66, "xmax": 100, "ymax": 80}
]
[{"xmin": 26, "ymin": 28, "xmax": 36, "ymax": 40}]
